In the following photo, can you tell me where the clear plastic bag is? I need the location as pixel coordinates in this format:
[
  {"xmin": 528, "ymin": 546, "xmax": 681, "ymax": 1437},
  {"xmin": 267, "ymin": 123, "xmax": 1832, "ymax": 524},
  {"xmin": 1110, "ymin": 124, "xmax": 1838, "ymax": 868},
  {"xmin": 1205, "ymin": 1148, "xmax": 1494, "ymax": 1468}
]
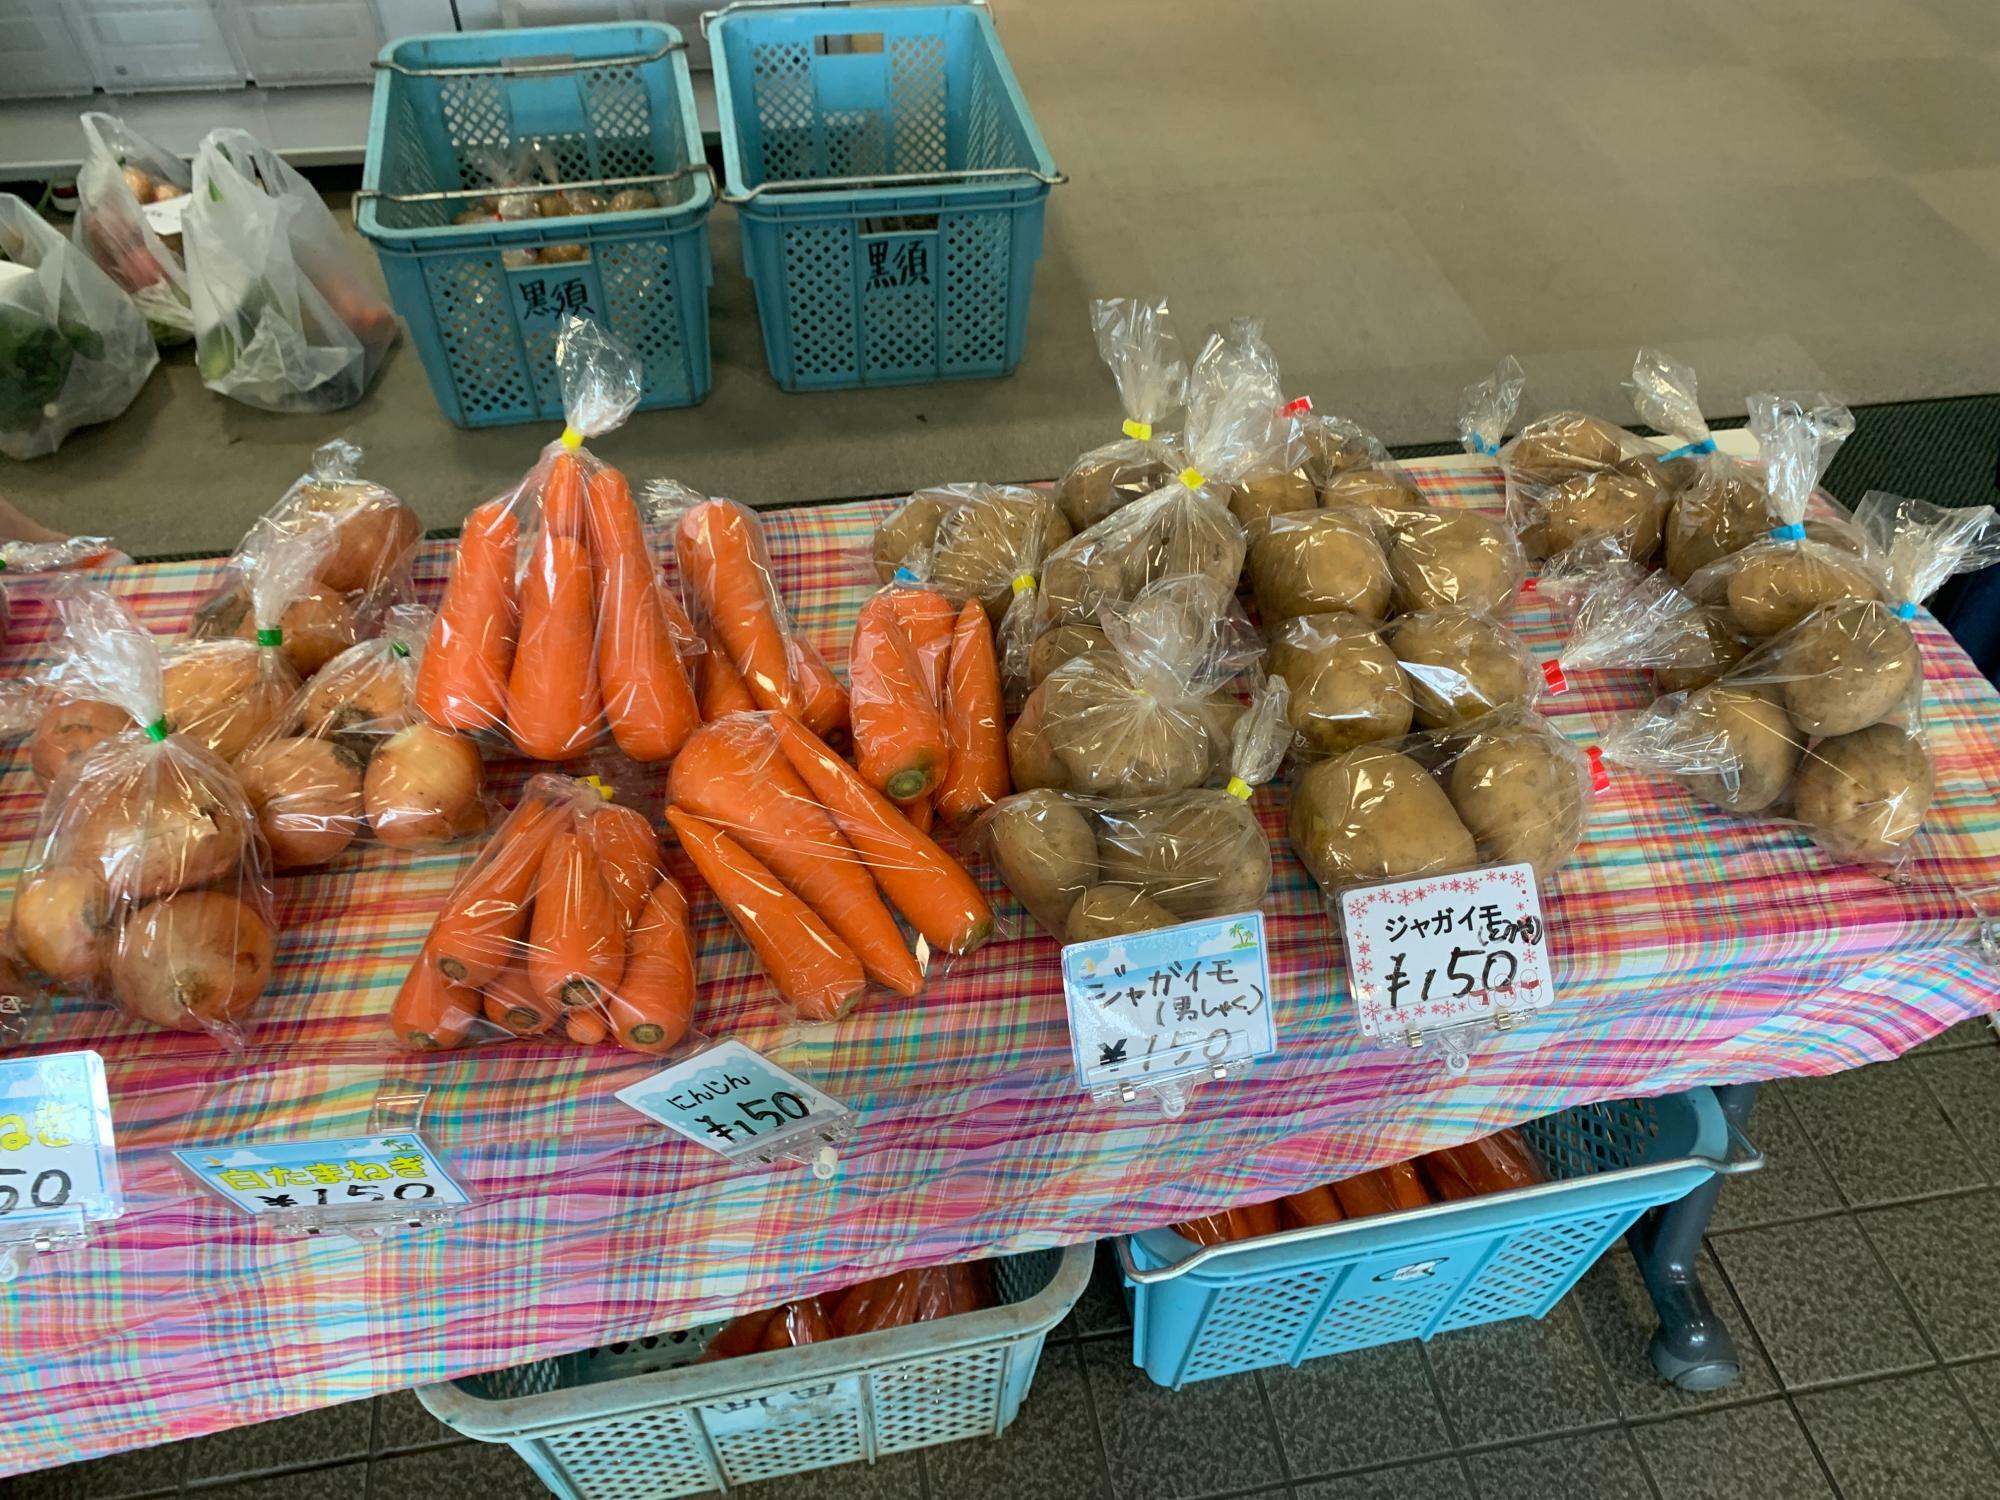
[
  {"xmin": 191, "ymin": 439, "xmax": 420, "ymax": 678},
  {"xmin": 1386, "ymin": 606, "xmax": 1544, "ymax": 730},
  {"xmin": 391, "ymin": 773, "xmax": 695, "ymax": 1053},
  {"xmin": 416, "ymin": 318, "xmax": 700, "ymax": 762},
  {"xmin": 1011, "ymin": 575, "xmax": 1262, "ymax": 798},
  {"xmin": 237, "ymin": 605, "xmax": 490, "ymax": 868},
  {"xmin": 1035, "ymin": 320, "xmax": 1280, "ymax": 634},
  {"xmin": 973, "ymin": 672, "xmax": 1289, "ymax": 941},
  {"xmin": 1496, "ymin": 359, "xmax": 1671, "ymax": 566},
  {"xmin": 828, "ymin": 1262, "xmax": 995, "ymax": 1335},
  {"xmin": 662, "ymin": 711, "xmax": 993, "ymax": 1020},
  {"xmin": 9, "ymin": 589, "xmax": 277, "ymax": 1046},
  {"xmin": 1457, "ymin": 353, "xmax": 1523, "ymax": 459},
  {"xmin": 72, "ymin": 112, "xmax": 195, "ymax": 343},
  {"xmin": 1248, "ymin": 506, "xmax": 1391, "ymax": 625},
  {"xmin": 184, "ymin": 127, "xmax": 396, "ymax": 412},
  {"xmin": 1683, "ymin": 393, "xmax": 1873, "ymax": 638},
  {"xmin": 1381, "ymin": 504, "xmax": 1528, "ymax": 616},
  {"xmin": 1288, "ymin": 706, "xmax": 1591, "ymax": 898},
  {"xmin": 0, "ymin": 193, "xmax": 158, "ymax": 460},
  {"xmin": 1265, "ymin": 611, "xmax": 1412, "ymax": 755},
  {"xmin": 1605, "ymin": 491, "xmax": 1998, "ymax": 866},
  {"xmin": 1057, "ymin": 296, "xmax": 1188, "ymax": 530}
]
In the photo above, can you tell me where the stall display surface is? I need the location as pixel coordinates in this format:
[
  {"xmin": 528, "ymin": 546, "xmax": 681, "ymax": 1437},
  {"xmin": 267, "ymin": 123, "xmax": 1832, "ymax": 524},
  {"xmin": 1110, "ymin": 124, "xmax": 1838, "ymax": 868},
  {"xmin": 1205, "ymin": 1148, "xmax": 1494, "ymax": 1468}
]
[{"xmin": 2, "ymin": 454, "xmax": 1996, "ymax": 1474}]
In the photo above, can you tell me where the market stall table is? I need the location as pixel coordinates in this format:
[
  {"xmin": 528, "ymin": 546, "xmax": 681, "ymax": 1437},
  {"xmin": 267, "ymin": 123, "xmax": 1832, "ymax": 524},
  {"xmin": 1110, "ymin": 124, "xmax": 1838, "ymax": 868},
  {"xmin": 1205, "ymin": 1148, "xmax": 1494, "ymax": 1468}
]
[{"xmin": 3, "ymin": 451, "xmax": 1996, "ymax": 1474}]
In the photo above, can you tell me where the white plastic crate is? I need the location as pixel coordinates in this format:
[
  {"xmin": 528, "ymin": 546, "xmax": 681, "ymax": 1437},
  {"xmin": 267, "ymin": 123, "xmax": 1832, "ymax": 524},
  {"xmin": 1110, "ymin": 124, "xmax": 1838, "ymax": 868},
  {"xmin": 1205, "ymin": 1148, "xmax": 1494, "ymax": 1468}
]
[
  {"xmin": 0, "ymin": 1, "xmax": 98, "ymax": 99},
  {"xmin": 219, "ymin": 0, "xmax": 453, "ymax": 86},
  {"xmin": 69, "ymin": 0, "xmax": 248, "ymax": 92}
]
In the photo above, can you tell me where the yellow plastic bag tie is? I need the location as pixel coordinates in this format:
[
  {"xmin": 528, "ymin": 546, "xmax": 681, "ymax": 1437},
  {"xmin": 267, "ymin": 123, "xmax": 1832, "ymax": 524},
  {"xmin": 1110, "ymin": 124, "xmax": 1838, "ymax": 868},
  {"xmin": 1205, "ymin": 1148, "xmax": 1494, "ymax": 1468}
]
[
  {"xmin": 558, "ymin": 426, "xmax": 585, "ymax": 450},
  {"xmin": 1122, "ymin": 418, "xmax": 1153, "ymax": 442},
  {"xmin": 1011, "ymin": 573, "xmax": 1037, "ymax": 595},
  {"xmin": 1225, "ymin": 776, "xmax": 1252, "ymax": 800},
  {"xmin": 582, "ymin": 774, "xmax": 615, "ymax": 802},
  {"xmin": 1180, "ymin": 466, "xmax": 1206, "ymax": 490}
]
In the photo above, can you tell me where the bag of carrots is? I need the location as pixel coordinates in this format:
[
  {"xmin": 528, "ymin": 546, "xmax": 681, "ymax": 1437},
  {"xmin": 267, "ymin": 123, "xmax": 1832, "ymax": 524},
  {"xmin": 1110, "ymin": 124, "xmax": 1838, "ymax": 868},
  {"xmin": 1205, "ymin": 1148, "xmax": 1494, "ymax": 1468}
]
[
  {"xmin": 663, "ymin": 711, "xmax": 993, "ymax": 1021},
  {"xmin": 389, "ymin": 772, "xmax": 696, "ymax": 1054},
  {"xmin": 9, "ymin": 589, "xmax": 278, "ymax": 1047},
  {"xmin": 416, "ymin": 318, "xmax": 699, "ymax": 764},
  {"xmin": 235, "ymin": 605, "xmax": 490, "ymax": 869},
  {"xmin": 189, "ymin": 440, "xmax": 420, "ymax": 679},
  {"xmin": 653, "ymin": 482, "xmax": 848, "ymax": 745},
  {"xmin": 847, "ymin": 577, "xmax": 1010, "ymax": 831},
  {"xmin": 698, "ymin": 1297, "xmax": 835, "ymax": 1360},
  {"xmin": 971, "ymin": 663, "xmax": 1290, "ymax": 944},
  {"xmin": 828, "ymin": 1262, "xmax": 996, "ymax": 1335}
]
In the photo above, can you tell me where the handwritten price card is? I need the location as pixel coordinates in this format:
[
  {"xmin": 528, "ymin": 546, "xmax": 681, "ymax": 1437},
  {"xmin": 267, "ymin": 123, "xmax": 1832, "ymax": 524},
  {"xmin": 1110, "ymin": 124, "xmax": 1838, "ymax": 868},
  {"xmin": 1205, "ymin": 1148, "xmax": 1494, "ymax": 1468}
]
[
  {"xmin": 1339, "ymin": 863, "xmax": 1553, "ymax": 1040},
  {"xmin": 1061, "ymin": 912, "xmax": 1276, "ymax": 1098},
  {"xmin": 618, "ymin": 1040, "xmax": 853, "ymax": 1168}
]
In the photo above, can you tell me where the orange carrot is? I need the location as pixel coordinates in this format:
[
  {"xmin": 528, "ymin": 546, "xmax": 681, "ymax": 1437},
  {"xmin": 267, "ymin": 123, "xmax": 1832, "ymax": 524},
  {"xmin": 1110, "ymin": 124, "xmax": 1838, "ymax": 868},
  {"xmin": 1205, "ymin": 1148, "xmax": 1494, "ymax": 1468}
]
[
  {"xmin": 483, "ymin": 952, "xmax": 560, "ymax": 1035},
  {"xmin": 675, "ymin": 500, "xmax": 798, "ymax": 716},
  {"xmin": 849, "ymin": 591, "xmax": 949, "ymax": 802},
  {"xmin": 669, "ymin": 717, "xmax": 922, "ymax": 995},
  {"xmin": 1381, "ymin": 1160, "xmax": 1430, "ymax": 1211},
  {"xmin": 542, "ymin": 448, "xmax": 587, "ymax": 539},
  {"xmin": 583, "ymin": 801, "xmax": 660, "ymax": 927},
  {"xmin": 937, "ymin": 600, "xmax": 1008, "ymax": 828},
  {"xmin": 528, "ymin": 826, "xmax": 626, "ymax": 1009},
  {"xmin": 587, "ymin": 466, "xmax": 699, "ymax": 761},
  {"xmin": 429, "ymin": 797, "xmax": 562, "ymax": 986},
  {"xmin": 1278, "ymin": 1185, "xmax": 1343, "ymax": 1229},
  {"xmin": 1332, "ymin": 1163, "xmax": 1431, "ymax": 1220},
  {"xmin": 565, "ymin": 1010, "xmax": 610, "ymax": 1045},
  {"xmin": 390, "ymin": 954, "xmax": 482, "ymax": 1052},
  {"xmin": 789, "ymin": 637, "xmax": 850, "ymax": 743},
  {"xmin": 508, "ymin": 532, "xmax": 603, "ymax": 760},
  {"xmin": 607, "ymin": 877, "xmax": 696, "ymax": 1052},
  {"xmin": 768, "ymin": 714, "xmax": 992, "ymax": 955},
  {"xmin": 416, "ymin": 499, "xmax": 519, "ymax": 733},
  {"xmin": 889, "ymin": 587, "xmax": 957, "ymax": 705},
  {"xmin": 658, "ymin": 580, "xmax": 700, "ymax": 650},
  {"xmin": 696, "ymin": 626, "xmax": 757, "ymax": 719},
  {"xmin": 664, "ymin": 806, "xmax": 866, "ymax": 1020},
  {"xmin": 903, "ymin": 792, "xmax": 934, "ymax": 836}
]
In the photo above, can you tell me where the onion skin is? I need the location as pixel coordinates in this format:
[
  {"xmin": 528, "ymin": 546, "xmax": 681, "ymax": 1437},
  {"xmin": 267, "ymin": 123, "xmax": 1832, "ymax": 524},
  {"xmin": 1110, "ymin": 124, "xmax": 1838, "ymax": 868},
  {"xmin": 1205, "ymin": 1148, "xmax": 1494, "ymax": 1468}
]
[
  {"xmin": 12, "ymin": 866, "xmax": 112, "ymax": 988},
  {"xmin": 31, "ymin": 700, "xmax": 133, "ymax": 788},
  {"xmin": 68, "ymin": 762, "xmax": 250, "ymax": 900},
  {"xmin": 164, "ymin": 643, "xmax": 284, "ymax": 763},
  {"xmin": 364, "ymin": 725, "xmax": 487, "ymax": 849},
  {"xmin": 237, "ymin": 736, "xmax": 365, "ymax": 869},
  {"xmin": 110, "ymin": 890, "xmax": 275, "ymax": 1034}
]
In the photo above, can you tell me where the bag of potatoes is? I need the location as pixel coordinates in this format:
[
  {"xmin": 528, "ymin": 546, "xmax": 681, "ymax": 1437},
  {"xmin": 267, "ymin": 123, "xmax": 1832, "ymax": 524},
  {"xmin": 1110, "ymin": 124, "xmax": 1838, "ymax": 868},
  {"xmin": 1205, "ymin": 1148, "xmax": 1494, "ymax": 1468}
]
[
  {"xmin": 1491, "ymin": 357, "xmax": 1672, "ymax": 567},
  {"xmin": 976, "ymin": 673, "xmax": 1290, "ymax": 942},
  {"xmin": 1056, "ymin": 296, "xmax": 1188, "ymax": 531},
  {"xmin": 1606, "ymin": 491, "xmax": 1996, "ymax": 866},
  {"xmin": 1035, "ymin": 320, "xmax": 1282, "ymax": 631},
  {"xmin": 10, "ymin": 589, "xmax": 278, "ymax": 1047},
  {"xmin": 1288, "ymin": 706, "xmax": 1591, "ymax": 901},
  {"xmin": 1551, "ymin": 563, "xmax": 1748, "ymax": 696},
  {"xmin": 1010, "ymin": 575, "xmax": 1261, "ymax": 798},
  {"xmin": 1683, "ymin": 394, "xmax": 1876, "ymax": 640}
]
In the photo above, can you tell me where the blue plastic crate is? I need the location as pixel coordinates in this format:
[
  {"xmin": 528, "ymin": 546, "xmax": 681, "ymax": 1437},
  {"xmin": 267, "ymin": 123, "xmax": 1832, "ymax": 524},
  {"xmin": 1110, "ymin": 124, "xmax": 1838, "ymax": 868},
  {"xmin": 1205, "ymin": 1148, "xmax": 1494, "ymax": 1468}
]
[
  {"xmin": 708, "ymin": 2, "xmax": 1064, "ymax": 392},
  {"xmin": 358, "ymin": 23, "xmax": 714, "ymax": 428},
  {"xmin": 413, "ymin": 1245, "xmax": 1091, "ymax": 1499},
  {"xmin": 1119, "ymin": 1089, "xmax": 1747, "ymax": 1388}
]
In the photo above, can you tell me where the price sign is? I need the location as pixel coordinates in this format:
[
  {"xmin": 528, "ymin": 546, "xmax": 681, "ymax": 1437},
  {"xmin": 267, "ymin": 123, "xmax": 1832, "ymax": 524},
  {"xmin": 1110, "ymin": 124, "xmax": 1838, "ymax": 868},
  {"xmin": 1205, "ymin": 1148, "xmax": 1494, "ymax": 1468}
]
[
  {"xmin": 172, "ymin": 1134, "xmax": 471, "ymax": 1219},
  {"xmin": 617, "ymin": 1040, "xmax": 854, "ymax": 1172},
  {"xmin": 1061, "ymin": 912, "xmax": 1275, "ymax": 1100},
  {"xmin": 1339, "ymin": 863, "xmax": 1553, "ymax": 1041},
  {"xmin": 0, "ymin": 1051, "xmax": 122, "ymax": 1238}
]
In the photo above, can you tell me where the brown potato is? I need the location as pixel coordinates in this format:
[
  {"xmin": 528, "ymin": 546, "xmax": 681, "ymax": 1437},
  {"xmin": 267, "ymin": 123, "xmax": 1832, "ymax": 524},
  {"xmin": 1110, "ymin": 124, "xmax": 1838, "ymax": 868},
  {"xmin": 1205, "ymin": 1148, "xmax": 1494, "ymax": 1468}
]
[
  {"xmin": 1446, "ymin": 723, "xmax": 1587, "ymax": 877},
  {"xmin": 1527, "ymin": 468, "xmax": 1667, "ymax": 565},
  {"xmin": 1007, "ymin": 678, "xmax": 1071, "ymax": 791},
  {"xmin": 1065, "ymin": 885, "xmax": 1181, "ymax": 942},
  {"xmin": 978, "ymin": 790, "xmax": 1099, "ymax": 934},
  {"xmin": 1249, "ymin": 510, "xmax": 1391, "ymax": 623},
  {"xmin": 1058, "ymin": 450, "xmax": 1170, "ymax": 531},
  {"xmin": 1289, "ymin": 748, "xmax": 1476, "ymax": 890},
  {"xmin": 1268, "ymin": 613, "xmax": 1412, "ymax": 754},
  {"xmin": 1386, "ymin": 608, "xmax": 1536, "ymax": 730},
  {"xmin": 1038, "ymin": 547, "xmax": 1124, "ymax": 626},
  {"xmin": 1725, "ymin": 545, "xmax": 1881, "ymax": 637},
  {"xmin": 1320, "ymin": 466, "xmax": 1426, "ymax": 516},
  {"xmin": 1791, "ymin": 725, "xmax": 1933, "ymax": 864},
  {"xmin": 1651, "ymin": 606, "xmax": 1748, "ymax": 696},
  {"xmin": 873, "ymin": 491, "xmax": 954, "ymax": 582},
  {"xmin": 1231, "ymin": 471, "xmax": 1316, "ymax": 528},
  {"xmin": 1663, "ymin": 466, "xmax": 1767, "ymax": 582},
  {"xmin": 1678, "ymin": 684, "xmax": 1801, "ymax": 813},
  {"xmin": 930, "ymin": 490, "xmax": 1072, "ymax": 621},
  {"xmin": 1095, "ymin": 794, "xmax": 1270, "ymax": 919},
  {"xmin": 1504, "ymin": 412, "xmax": 1629, "ymax": 485},
  {"xmin": 1028, "ymin": 623, "xmax": 1108, "ymax": 687},
  {"xmin": 1041, "ymin": 654, "xmax": 1213, "ymax": 796},
  {"xmin": 1301, "ymin": 421, "xmax": 1383, "ymax": 484},
  {"xmin": 1387, "ymin": 509, "xmax": 1523, "ymax": 614},
  {"xmin": 1779, "ymin": 601, "xmax": 1919, "ymax": 737}
]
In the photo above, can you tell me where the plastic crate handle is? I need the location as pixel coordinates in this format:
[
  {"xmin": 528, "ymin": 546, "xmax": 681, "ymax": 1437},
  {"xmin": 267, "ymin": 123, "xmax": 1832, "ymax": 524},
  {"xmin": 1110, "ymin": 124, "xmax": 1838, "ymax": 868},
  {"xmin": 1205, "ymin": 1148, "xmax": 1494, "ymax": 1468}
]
[
  {"xmin": 721, "ymin": 165, "xmax": 1066, "ymax": 204},
  {"xmin": 372, "ymin": 39, "xmax": 687, "ymax": 78},
  {"xmin": 1111, "ymin": 1119, "xmax": 1763, "ymax": 1287},
  {"xmin": 703, "ymin": 0, "xmax": 993, "ymax": 41},
  {"xmin": 352, "ymin": 164, "xmax": 717, "ymax": 229}
]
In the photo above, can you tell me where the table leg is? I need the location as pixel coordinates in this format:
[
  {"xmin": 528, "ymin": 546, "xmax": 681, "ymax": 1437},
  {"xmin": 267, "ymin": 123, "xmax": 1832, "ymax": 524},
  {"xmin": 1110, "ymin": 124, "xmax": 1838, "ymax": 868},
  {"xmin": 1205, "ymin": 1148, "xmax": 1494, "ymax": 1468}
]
[{"xmin": 1626, "ymin": 1082, "xmax": 1759, "ymax": 1391}]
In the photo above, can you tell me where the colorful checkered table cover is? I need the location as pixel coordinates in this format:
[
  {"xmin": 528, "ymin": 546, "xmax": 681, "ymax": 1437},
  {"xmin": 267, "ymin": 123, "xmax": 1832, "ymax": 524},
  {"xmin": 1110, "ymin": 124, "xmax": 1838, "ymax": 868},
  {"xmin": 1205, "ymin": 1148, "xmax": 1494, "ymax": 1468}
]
[{"xmin": 2, "ymin": 457, "xmax": 1996, "ymax": 1472}]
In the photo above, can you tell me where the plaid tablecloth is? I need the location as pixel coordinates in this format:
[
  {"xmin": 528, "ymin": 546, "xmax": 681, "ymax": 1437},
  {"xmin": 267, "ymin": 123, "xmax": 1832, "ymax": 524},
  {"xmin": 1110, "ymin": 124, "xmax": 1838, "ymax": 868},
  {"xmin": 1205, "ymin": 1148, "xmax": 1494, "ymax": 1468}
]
[{"xmin": 2, "ymin": 456, "xmax": 1996, "ymax": 1472}]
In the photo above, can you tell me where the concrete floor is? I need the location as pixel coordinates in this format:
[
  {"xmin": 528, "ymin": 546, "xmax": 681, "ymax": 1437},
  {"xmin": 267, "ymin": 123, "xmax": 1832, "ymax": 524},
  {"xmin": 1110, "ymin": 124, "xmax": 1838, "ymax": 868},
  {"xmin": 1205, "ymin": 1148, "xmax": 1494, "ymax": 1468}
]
[{"xmin": 8, "ymin": 0, "xmax": 2000, "ymax": 555}]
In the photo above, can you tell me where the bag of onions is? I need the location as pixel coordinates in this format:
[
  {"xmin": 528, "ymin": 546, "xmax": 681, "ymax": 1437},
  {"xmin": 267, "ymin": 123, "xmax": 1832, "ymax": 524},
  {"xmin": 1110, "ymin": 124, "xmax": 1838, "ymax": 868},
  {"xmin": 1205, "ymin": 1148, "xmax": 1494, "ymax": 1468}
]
[
  {"xmin": 235, "ymin": 605, "xmax": 490, "ymax": 869},
  {"xmin": 190, "ymin": 439, "xmax": 420, "ymax": 679},
  {"xmin": 10, "ymin": 589, "xmax": 278, "ymax": 1046}
]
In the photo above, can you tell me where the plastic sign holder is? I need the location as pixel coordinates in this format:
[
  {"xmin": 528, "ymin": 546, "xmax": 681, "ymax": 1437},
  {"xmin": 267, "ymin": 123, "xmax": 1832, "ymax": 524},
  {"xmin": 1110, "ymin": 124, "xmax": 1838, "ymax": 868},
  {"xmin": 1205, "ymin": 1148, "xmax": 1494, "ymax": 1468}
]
[
  {"xmin": 617, "ymin": 1038, "xmax": 855, "ymax": 1180},
  {"xmin": 1061, "ymin": 911, "xmax": 1276, "ymax": 1118},
  {"xmin": 0, "ymin": 1050, "xmax": 123, "ymax": 1282},
  {"xmin": 1338, "ymin": 862, "xmax": 1554, "ymax": 1075},
  {"xmin": 173, "ymin": 1080, "xmax": 474, "ymax": 1241}
]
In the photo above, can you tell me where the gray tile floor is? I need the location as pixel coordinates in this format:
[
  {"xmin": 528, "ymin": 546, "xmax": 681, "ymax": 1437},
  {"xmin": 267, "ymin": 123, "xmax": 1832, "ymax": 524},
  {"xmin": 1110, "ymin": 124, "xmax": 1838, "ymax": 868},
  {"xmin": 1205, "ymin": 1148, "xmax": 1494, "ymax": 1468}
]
[{"xmin": 17, "ymin": 1021, "xmax": 2000, "ymax": 1500}]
